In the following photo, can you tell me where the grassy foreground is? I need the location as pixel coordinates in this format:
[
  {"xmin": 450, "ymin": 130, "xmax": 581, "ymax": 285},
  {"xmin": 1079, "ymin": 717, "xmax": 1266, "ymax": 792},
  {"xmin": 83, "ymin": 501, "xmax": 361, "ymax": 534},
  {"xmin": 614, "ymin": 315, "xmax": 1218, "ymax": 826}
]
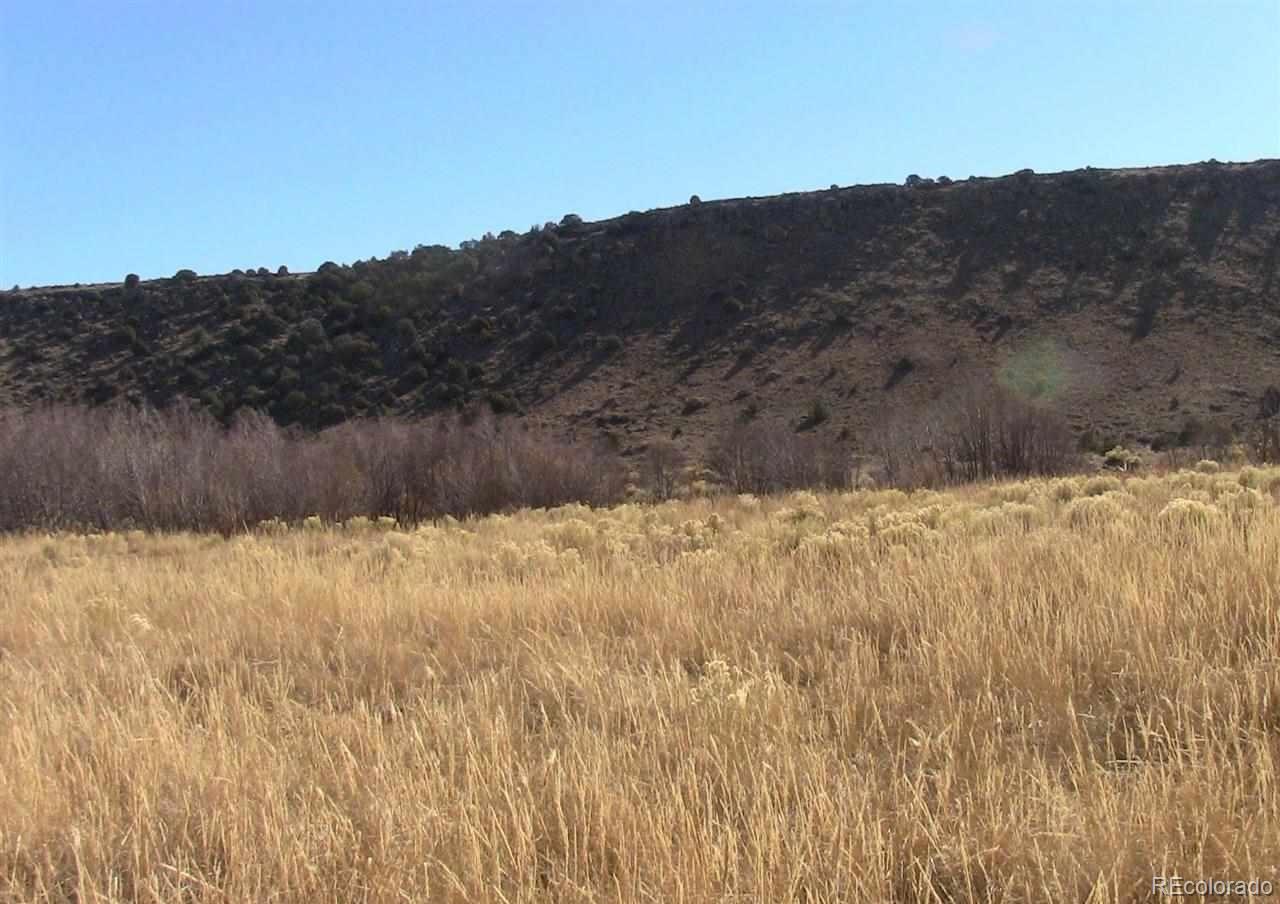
[{"xmin": 4, "ymin": 467, "xmax": 1280, "ymax": 902}]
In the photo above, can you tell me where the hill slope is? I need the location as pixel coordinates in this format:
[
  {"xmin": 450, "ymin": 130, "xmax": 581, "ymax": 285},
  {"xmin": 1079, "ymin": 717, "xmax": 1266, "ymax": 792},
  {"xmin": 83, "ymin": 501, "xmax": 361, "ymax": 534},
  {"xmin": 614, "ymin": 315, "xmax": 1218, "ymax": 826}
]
[{"xmin": 3, "ymin": 158, "xmax": 1279, "ymax": 458}]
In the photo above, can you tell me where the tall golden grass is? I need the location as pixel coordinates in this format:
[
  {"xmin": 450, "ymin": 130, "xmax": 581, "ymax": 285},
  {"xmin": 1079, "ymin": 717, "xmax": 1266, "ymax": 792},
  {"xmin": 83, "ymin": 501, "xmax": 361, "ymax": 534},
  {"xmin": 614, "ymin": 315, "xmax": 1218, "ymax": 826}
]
[{"xmin": 4, "ymin": 466, "xmax": 1280, "ymax": 902}]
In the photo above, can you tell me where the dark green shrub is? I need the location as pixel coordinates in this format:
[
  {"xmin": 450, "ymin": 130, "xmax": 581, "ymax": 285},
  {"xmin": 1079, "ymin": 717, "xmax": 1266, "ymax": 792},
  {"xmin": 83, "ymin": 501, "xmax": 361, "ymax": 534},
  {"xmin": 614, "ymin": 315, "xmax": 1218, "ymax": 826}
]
[
  {"xmin": 487, "ymin": 391, "xmax": 518, "ymax": 414},
  {"xmin": 395, "ymin": 318, "xmax": 418, "ymax": 343},
  {"xmin": 398, "ymin": 364, "xmax": 429, "ymax": 392},
  {"xmin": 275, "ymin": 368, "xmax": 300, "ymax": 391},
  {"xmin": 530, "ymin": 329, "xmax": 557, "ymax": 356},
  {"xmin": 467, "ymin": 315, "xmax": 495, "ymax": 336},
  {"xmin": 252, "ymin": 312, "xmax": 288, "ymax": 339},
  {"xmin": 297, "ymin": 317, "xmax": 327, "ymax": 346},
  {"xmin": 198, "ymin": 389, "xmax": 225, "ymax": 417},
  {"xmin": 1261, "ymin": 386, "xmax": 1280, "ymax": 419},
  {"xmin": 180, "ymin": 366, "xmax": 207, "ymax": 388},
  {"xmin": 318, "ymin": 403, "xmax": 347, "ymax": 426},
  {"xmin": 332, "ymin": 333, "xmax": 379, "ymax": 366},
  {"xmin": 88, "ymin": 380, "xmax": 116, "ymax": 404},
  {"xmin": 806, "ymin": 398, "xmax": 830, "ymax": 427},
  {"xmin": 281, "ymin": 390, "xmax": 309, "ymax": 414},
  {"xmin": 326, "ymin": 300, "xmax": 356, "ymax": 325}
]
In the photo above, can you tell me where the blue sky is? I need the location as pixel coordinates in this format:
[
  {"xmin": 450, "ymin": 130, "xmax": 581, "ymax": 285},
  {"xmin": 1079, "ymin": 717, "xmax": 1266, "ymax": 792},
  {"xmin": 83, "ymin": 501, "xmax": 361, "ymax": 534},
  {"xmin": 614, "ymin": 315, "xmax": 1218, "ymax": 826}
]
[{"xmin": 2, "ymin": 1, "xmax": 1277, "ymax": 287}]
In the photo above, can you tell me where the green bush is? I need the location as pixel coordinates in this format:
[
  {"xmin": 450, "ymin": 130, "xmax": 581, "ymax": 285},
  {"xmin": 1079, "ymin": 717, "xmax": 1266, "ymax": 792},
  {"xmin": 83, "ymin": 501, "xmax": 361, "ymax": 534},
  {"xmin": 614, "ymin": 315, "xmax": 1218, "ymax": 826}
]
[
  {"xmin": 530, "ymin": 329, "xmax": 557, "ymax": 356},
  {"xmin": 251, "ymin": 311, "xmax": 288, "ymax": 339},
  {"xmin": 395, "ymin": 318, "xmax": 418, "ymax": 343},
  {"xmin": 275, "ymin": 368, "xmax": 300, "ymax": 391},
  {"xmin": 487, "ymin": 391, "xmax": 518, "ymax": 414},
  {"xmin": 88, "ymin": 380, "xmax": 116, "ymax": 404},
  {"xmin": 446, "ymin": 359, "xmax": 467, "ymax": 384},
  {"xmin": 806, "ymin": 398, "xmax": 830, "ymax": 427},
  {"xmin": 198, "ymin": 389, "xmax": 225, "ymax": 418},
  {"xmin": 398, "ymin": 364, "xmax": 429, "ymax": 392},
  {"xmin": 1102, "ymin": 446, "xmax": 1141, "ymax": 471},
  {"xmin": 297, "ymin": 317, "xmax": 328, "ymax": 346},
  {"xmin": 332, "ymin": 333, "xmax": 379, "ymax": 366},
  {"xmin": 467, "ymin": 315, "xmax": 496, "ymax": 336},
  {"xmin": 280, "ymin": 390, "xmax": 308, "ymax": 414}
]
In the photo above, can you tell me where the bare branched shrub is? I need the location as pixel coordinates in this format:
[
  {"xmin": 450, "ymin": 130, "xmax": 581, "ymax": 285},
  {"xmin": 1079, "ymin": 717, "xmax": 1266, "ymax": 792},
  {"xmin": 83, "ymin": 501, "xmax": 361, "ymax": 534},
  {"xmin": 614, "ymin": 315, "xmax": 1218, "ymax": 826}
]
[
  {"xmin": 1181, "ymin": 414, "xmax": 1235, "ymax": 463},
  {"xmin": 0, "ymin": 404, "xmax": 625, "ymax": 533},
  {"xmin": 873, "ymin": 410, "xmax": 947, "ymax": 488},
  {"xmin": 642, "ymin": 440, "xmax": 688, "ymax": 500},
  {"xmin": 708, "ymin": 421, "xmax": 851, "ymax": 494},
  {"xmin": 1249, "ymin": 416, "xmax": 1280, "ymax": 464},
  {"xmin": 874, "ymin": 379, "xmax": 1078, "ymax": 487}
]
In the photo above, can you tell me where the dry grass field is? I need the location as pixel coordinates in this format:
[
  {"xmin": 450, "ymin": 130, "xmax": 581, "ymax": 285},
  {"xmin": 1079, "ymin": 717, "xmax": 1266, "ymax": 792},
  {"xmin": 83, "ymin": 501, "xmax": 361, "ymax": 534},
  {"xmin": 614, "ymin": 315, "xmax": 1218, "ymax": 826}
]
[{"xmin": 5, "ymin": 465, "xmax": 1280, "ymax": 902}]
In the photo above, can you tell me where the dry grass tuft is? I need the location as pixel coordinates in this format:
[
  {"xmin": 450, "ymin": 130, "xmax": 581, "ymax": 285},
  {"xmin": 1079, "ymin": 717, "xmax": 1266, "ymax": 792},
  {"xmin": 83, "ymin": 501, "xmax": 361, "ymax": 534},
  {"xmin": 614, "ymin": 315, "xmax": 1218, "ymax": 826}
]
[{"xmin": 5, "ymin": 468, "xmax": 1280, "ymax": 901}]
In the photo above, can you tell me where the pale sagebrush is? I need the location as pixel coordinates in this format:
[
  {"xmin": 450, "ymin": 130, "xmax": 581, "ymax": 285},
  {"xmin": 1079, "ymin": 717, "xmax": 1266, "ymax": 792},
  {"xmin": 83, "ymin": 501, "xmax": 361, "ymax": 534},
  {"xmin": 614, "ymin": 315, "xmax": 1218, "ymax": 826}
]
[{"xmin": 4, "ymin": 468, "xmax": 1280, "ymax": 903}]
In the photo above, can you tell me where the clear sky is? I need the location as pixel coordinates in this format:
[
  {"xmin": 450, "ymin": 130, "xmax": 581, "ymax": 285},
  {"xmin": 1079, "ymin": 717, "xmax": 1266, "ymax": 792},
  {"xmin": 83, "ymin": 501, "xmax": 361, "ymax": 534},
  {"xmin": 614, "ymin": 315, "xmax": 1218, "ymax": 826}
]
[{"xmin": 2, "ymin": 0, "xmax": 1277, "ymax": 288}]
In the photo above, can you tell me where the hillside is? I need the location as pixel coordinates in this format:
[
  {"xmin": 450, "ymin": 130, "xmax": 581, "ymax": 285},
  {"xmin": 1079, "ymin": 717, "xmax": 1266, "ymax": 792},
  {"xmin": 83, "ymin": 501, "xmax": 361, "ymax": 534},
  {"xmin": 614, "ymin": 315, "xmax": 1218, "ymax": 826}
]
[{"xmin": 3, "ymin": 158, "xmax": 1279, "ymax": 460}]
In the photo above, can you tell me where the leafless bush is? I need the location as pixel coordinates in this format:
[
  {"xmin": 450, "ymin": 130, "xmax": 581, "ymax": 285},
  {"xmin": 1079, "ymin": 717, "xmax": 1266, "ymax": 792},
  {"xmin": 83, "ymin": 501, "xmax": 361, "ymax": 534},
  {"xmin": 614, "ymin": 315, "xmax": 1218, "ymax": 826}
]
[
  {"xmin": 874, "ymin": 379, "xmax": 1078, "ymax": 487},
  {"xmin": 1182, "ymin": 415, "xmax": 1236, "ymax": 463},
  {"xmin": 0, "ymin": 404, "xmax": 626, "ymax": 533},
  {"xmin": 1248, "ymin": 417, "xmax": 1280, "ymax": 464},
  {"xmin": 642, "ymin": 440, "xmax": 688, "ymax": 500},
  {"xmin": 708, "ymin": 421, "xmax": 852, "ymax": 494}
]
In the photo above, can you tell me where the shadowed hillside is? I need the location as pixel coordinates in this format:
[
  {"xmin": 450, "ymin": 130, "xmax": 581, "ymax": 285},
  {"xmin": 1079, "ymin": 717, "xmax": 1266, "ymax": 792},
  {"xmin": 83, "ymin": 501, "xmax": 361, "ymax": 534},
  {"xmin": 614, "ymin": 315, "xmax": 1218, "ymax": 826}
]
[{"xmin": 3, "ymin": 158, "xmax": 1279, "ymax": 459}]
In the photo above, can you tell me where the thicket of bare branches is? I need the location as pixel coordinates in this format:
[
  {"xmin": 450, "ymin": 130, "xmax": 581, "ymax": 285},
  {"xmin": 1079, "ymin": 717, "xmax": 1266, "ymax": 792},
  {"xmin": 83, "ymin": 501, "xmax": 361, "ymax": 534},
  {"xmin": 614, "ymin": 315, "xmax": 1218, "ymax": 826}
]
[
  {"xmin": 708, "ymin": 421, "xmax": 853, "ymax": 494},
  {"xmin": 876, "ymin": 380, "xmax": 1079, "ymax": 487},
  {"xmin": 0, "ymin": 403, "xmax": 626, "ymax": 533},
  {"xmin": 641, "ymin": 440, "xmax": 688, "ymax": 500}
]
